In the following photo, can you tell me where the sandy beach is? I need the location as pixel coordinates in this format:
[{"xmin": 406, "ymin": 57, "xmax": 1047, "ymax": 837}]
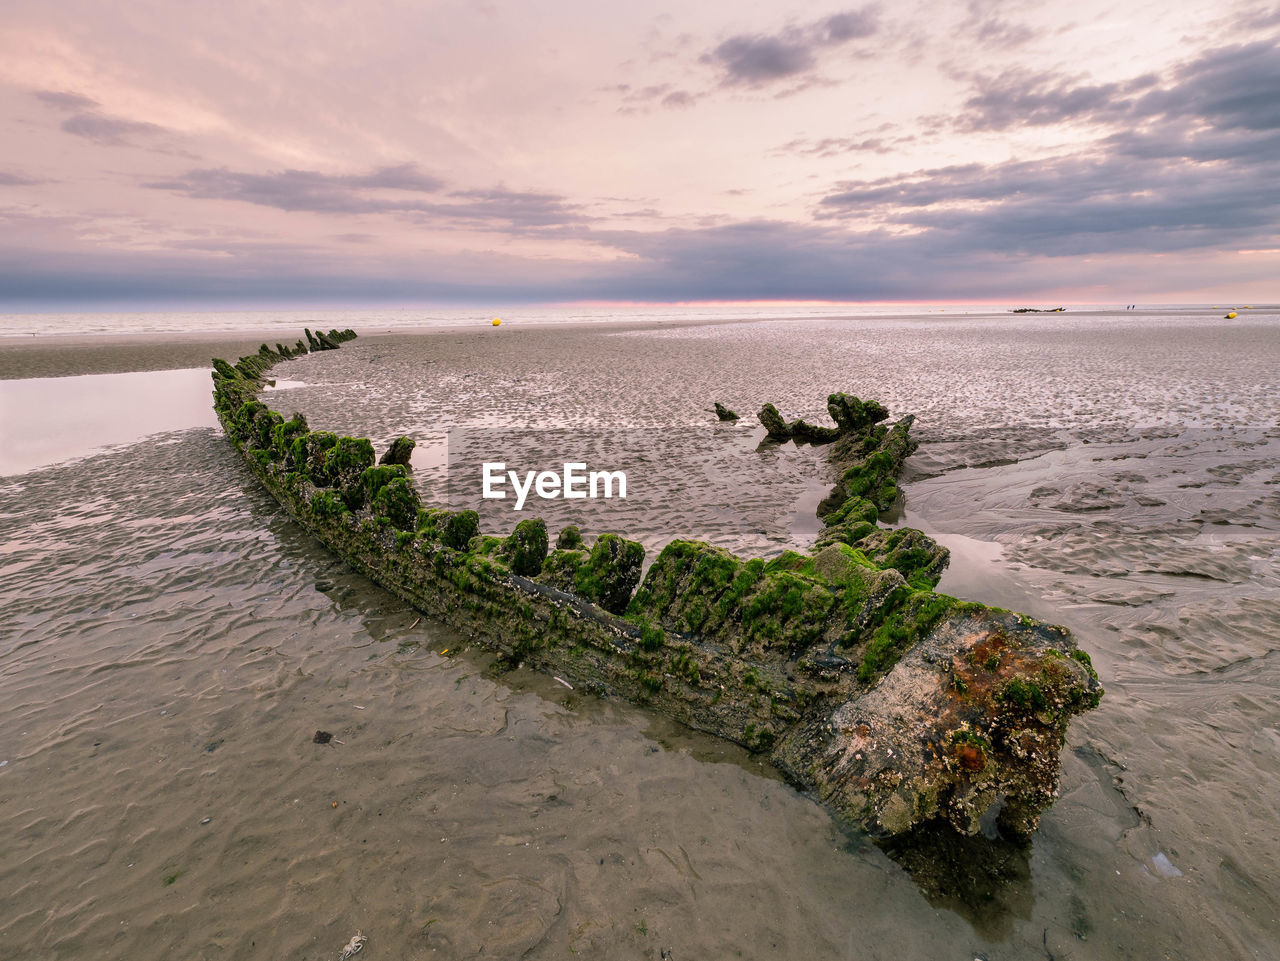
[
  {"xmin": 2, "ymin": 309, "xmax": 1279, "ymax": 960},
  {"xmin": 6, "ymin": 0, "xmax": 1280, "ymax": 954}
]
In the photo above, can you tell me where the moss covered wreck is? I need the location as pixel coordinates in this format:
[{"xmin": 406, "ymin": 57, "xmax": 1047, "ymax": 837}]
[{"xmin": 212, "ymin": 332, "xmax": 1101, "ymax": 840}]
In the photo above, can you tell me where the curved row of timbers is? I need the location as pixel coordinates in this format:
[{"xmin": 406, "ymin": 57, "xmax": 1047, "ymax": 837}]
[{"xmin": 212, "ymin": 331, "xmax": 1101, "ymax": 841}]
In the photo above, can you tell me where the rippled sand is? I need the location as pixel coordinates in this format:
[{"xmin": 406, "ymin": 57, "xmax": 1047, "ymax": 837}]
[{"xmin": 2, "ymin": 309, "xmax": 1278, "ymax": 959}]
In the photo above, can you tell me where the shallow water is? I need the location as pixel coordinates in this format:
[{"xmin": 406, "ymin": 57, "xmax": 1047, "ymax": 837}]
[
  {"xmin": 0, "ymin": 368, "xmax": 217, "ymax": 473},
  {"xmin": 2, "ymin": 309, "xmax": 1278, "ymax": 959}
]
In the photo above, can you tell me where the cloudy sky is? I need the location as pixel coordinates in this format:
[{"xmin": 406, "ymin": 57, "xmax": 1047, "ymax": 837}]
[{"xmin": 1, "ymin": 0, "xmax": 1277, "ymax": 308}]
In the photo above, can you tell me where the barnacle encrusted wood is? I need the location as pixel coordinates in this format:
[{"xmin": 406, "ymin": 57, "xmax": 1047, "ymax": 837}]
[{"xmin": 211, "ymin": 332, "xmax": 1101, "ymax": 839}]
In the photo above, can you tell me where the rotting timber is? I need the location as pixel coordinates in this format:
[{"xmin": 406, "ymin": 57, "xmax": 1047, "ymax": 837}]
[{"xmin": 211, "ymin": 332, "xmax": 1102, "ymax": 840}]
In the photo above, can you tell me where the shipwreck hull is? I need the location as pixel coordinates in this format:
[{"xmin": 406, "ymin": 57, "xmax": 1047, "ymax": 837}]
[{"xmin": 210, "ymin": 331, "xmax": 1101, "ymax": 840}]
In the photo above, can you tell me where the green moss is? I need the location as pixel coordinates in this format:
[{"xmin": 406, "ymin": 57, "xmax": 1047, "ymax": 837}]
[
  {"xmin": 634, "ymin": 539, "xmax": 917, "ymax": 659},
  {"xmin": 418, "ymin": 508, "xmax": 479, "ymax": 549},
  {"xmin": 742, "ymin": 723, "xmax": 776, "ymax": 752},
  {"xmin": 540, "ymin": 548, "xmax": 588, "ymax": 592},
  {"xmin": 739, "ymin": 571, "xmax": 833, "ymax": 653},
  {"xmin": 573, "ymin": 533, "xmax": 644, "ymax": 614},
  {"xmin": 361, "ymin": 463, "xmax": 406, "ymax": 498},
  {"xmin": 504, "ymin": 518, "xmax": 548, "ymax": 576},
  {"xmin": 252, "ymin": 410, "xmax": 285, "ymax": 454},
  {"xmin": 212, "ymin": 358, "xmax": 240, "ymax": 380},
  {"xmin": 822, "ymin": 495, "xmax": 880, "ymax": 527},
  {"xmin": 636, "ymin": 670, "xmax": 663, "ymax": 693},
  {"xmin": 556, "ymin": 525, "xmax": 585, "ymax": 550},
  {"xmin": 465, "ymin": 552, "xmax": 503, "ymax": 581},
  {"xmin": 309, "ymin": 489, "xmax": 348, "ymax": 519},
  {"xmin": 857, "ymin": 589, "xmax": 957, "ymax": 683},
  {"xmin": 1070, "ymin": 648, "xmax": 1099, "ymax": 680},
  {"xmin": 1000, "ymin": 677, "xmax": 1049, "ymax": 712},
  {"xmin": 467, "ymin": 533, "xmax": 504, "ymax": 556},
  {"xmin": 271, "ymin": 413, "xmax": 309, "ymax": 463},
  {"xmin": 638, "ymin": 621, "xmax": 665, "ymax": 653},
  {"xmin": 230, "ymin": 400, "xmax": 265, "ymax": 442},
  {"xmin": 327, "ymin": 436, "xmax": 375, "ymax": 483},
  {"xmin": 714, "ymin": 559, "xmax": 765, "ymax": 620},
  {"xmin": 381, "ymin": 435, "xmax": 415, "ymax": 466},
  {"xmin": 669, "ymin": 647, "xmax": 699, "ymax": 683},
  {"xmin": 444, "ymin": 510, "xmax": 480, "ymax": 549},
  {"xmin": 293, "ymin": 431, "xmax": 338, "ymax": 482},
  {"xmin": 814, "ymin": 517, "xmax": 878, "ymax": 548},
  {"xmin": 371, "ymin": 476, "xmax": 420, "ymax": 531},
  {"xmin": 764, "ymin": 551, "xmax": 809, "ymax": 573}
]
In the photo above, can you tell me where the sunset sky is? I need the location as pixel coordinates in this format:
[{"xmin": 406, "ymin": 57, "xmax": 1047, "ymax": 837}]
[{"xmin": 1, "ymin": 0, "xmax": 1277, "ymax": 308}]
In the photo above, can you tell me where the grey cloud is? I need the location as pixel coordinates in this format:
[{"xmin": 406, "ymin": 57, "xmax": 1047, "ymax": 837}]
[
  {"xmin": 776, "ymin": 134, "xmax": 908, "ymax": 157},
  {"xmin": 959, "ymin": 37, "xmax": 1280, "ymax": 132},
  {"xmin": 438, "ymin": 187, "xmax": 585, "ymax": 227},
  {"xmin": 0, "ymin": 209, "xmax": 1262, "ymax": 308},
  {"xmin": 959, "ymin": 70, "xmax": 1155, "ymax": 130},
  {"xmin": 33, "ymin": 87, "xmax": 170, "ymax": 146},
  {"xmin": 962, "ymin": 0, "xmax": 1037, "ymax": 49},
  {"xmin": 814, "ymin": 38, "xmax": 1280, "ymax": 258},
  {"xmin": 0, "ymin": 170, "xmax": 46, "ymax": 186},
  {"xmin": 61, "ymin": 112, "xmax": 168, "ymax": 145},
  {"xmin": 353, "ymin": 163, "xmax": 447, "ymax": 191},
  {"xmin": 616, "ymin": 7, "xmax": 876, "ymax": 110},
  {"xmin": 627, "ymin": 84, "xmax": 674, "ymax": 101},
  {"xmin": 1104, "ymin": 124, "xmax": 1280, "ymax": 166},
  {"xmin": 817, "ymin": 139, "xmax": 1280, "ymax": 259},
  {"xmin": 701, "ymin": 6, "xmax": 879, "ymax": 87},
  {"xmin": 661, "ymin": 90, "xmax": 698, "ymax": 108},
  {"xmin": 1144, "ymin": 39, "xmax": 1280, "ymax": 131},
  {"xmin": 533, "ymin": 217, "xmax": 1247, "ymax": 301},
  {"xmin": 1233, "ymin": 4, "xmax": 1280, "ymax": 31},
  {"xmin": 614, "ymin": 83, "xmax": 701, "ymax": 112},
  {"xmin": 32, "ymin": 90, "xmax": 100, "ymax": 111},
  {"xmin": 144, "ymin": 165, "xmax": 582, "ymax": 227},
  {"xmin": 707, "ymin": 35, "xmax": 817, "ymax": 84},
  {"xmin": 0, "ymin": 220, "xmax": 930, "ymax": 305},
  {"xmin": 819, "ymin": 10, "xmax": 879, "ymax": 43},
  {"xmin": 144, "ymin": 165, "xmax": 445, "ymax": 213}
]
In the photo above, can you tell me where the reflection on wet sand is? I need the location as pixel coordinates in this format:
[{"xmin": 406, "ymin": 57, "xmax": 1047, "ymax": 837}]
[
  {"xmin": 879, "ymin": 824, "xmax": 1034, "ymax": 942},
  {"xmin": 0, "ymin": 367, "xmax": 217, "ymax": 474}
]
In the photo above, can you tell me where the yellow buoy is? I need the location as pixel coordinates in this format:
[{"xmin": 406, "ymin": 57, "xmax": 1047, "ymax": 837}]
[
  {"xmin": 491, "ymin": 317, "xmax": 502, "ymax": 326},
  {"xmin": 1244, "ymin": 305, "xmax": 1253, "ymax": 309},
  {"xmin": 1225, "ymin": 311, "xmax": 1238, "ymax": 318}
]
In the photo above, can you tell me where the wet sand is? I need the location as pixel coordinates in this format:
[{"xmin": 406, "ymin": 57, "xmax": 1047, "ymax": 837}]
[
  {"xmin": 0, "ymin": 317, "xmax": 751, "ymax": 381},
  {"xmin": 0, "ymin": 333, "xmax": 298, "ymax": 381},
  {"xmin": 2, "ymin": 309, "xmax": 1278, "ymax": 959}
]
